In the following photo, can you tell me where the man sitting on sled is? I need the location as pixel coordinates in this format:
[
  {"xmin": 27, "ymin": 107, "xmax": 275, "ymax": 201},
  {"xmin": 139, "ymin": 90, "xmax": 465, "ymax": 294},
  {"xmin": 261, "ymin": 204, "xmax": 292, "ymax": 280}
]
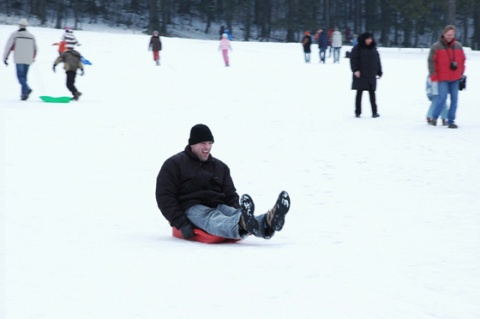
[{"xmin": 155, "ymin": 124, "xmax": 291, "ymax": 241}]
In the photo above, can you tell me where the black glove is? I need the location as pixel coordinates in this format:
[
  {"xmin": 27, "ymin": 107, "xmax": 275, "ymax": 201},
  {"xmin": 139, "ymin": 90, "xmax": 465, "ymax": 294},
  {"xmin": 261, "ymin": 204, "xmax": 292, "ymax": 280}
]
[
  {"xmin": 52, "ymin": 64, "xmax": 56, "ymax": 72},
  {"xmin": 4, "ymin": 60, "xmax": 8, "ymax": 66},
  {"xmin": 80, "ymin": 69, "xmax": 84, "ymax": 76},
  {"xmin": 180, "ymin": 222, "xmax": 195, "ymax": 239}
]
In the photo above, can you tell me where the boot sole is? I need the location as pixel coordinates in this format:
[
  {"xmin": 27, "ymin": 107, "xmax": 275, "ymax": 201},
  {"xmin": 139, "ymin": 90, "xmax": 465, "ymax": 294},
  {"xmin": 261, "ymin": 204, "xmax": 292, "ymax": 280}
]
[
  {"xmin": 270, "ymin": 191, "xmax": 291, "ymax": 231},
  {"xmin": 240, "ymin": 194, "xmax": 258, "ymax": 235}
]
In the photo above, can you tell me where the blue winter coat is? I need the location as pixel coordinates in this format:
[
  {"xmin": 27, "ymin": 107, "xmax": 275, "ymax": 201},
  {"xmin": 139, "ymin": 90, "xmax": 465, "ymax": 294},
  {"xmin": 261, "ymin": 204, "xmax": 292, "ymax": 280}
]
[{"xmin": 318, "ymin": 32, "xmax": 328, "ymax": 50}]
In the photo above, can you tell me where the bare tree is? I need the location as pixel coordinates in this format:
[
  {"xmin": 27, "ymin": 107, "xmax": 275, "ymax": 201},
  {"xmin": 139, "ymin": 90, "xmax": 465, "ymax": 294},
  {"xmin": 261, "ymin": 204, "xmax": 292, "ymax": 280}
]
[
  {"xmin": 149, "ymin": 0, "xmax": 160, "ymax": 34},
  {"xmin": 55, "ymin": 0, "xmax": 65, "ymax": 29},
  {"xmin": 448, "ymin": 0, "xmax": 456, "ymax": 25}
]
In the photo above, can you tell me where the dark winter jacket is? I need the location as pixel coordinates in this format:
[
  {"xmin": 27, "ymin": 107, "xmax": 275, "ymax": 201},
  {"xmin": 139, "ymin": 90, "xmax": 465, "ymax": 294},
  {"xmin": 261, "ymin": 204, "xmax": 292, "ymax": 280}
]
[
  {"xmin": 302, "ymin": 34, "xmax": 312, "ymax": 53},
  {"xmin": 318, "ymin": 32, "xmax": 328, "ymax": 50},
  {"xmin": 149, "ymin": 36, "xmax": 162, "ymax": 52},
  {"xmin": 155, "ymin": 146, "xmax": 239, "ymax": 229},
  {"xmin": 428, "ymin": 37, "xmax": 465, "ymax": 82},
  {"xmin": 54, "ymin": 49, "xmax": 83, "ymax": 72},
  {"xmin": 350, "ymin": 33, "xmax": 382, "ymax": 91}
]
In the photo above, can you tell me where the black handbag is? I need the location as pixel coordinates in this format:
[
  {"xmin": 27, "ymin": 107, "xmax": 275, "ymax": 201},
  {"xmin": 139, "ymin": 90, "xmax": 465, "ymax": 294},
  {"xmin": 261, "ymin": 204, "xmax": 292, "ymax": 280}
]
[{"xmin": 459, "ymin": 75, "xmax": 467, "ymax": 91}]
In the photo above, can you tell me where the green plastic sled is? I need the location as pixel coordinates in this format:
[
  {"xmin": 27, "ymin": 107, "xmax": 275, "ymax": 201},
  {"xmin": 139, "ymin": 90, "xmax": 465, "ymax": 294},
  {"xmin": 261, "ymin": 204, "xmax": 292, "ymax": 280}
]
[{"xmin": 39, "ymin": 96, "xmax": 72, "ymax": 103}]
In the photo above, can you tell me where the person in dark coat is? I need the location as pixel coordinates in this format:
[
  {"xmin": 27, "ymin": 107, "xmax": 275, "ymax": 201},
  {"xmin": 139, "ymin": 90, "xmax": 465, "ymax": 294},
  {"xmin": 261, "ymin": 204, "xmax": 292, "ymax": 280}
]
[
  {"xmin": 350, "ymin": 32, "xmax": 383, "ymax": 118},
  {"xmin": 53, "ymin": 44, "xmax": 84, "ymax": 100},
  {"xmin": 148, "ymin": 31, "xmax": 162, "ymax": 66},
  {"xmin": 155, "ymin": 124, "xmax": 291, "ymax": 241},
  {"xmin": 219, "ymin": 25, "xmax": 225, "ymax": 39},
  {"xmin": 317, "ymin": 28, "xmax": 328, "ymax": 63},
  {"xmin": 302, "ymin": 31, "xmax": 312, "ymax": 63}
]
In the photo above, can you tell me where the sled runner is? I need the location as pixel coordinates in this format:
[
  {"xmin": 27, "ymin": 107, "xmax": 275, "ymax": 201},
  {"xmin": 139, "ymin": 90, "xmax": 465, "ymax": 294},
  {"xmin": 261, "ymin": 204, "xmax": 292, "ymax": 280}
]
[
  {"xmin": 172, "ymin": 227, "xmax": 240, "ymax": 244},
  {"xmin": 39, "ymin": 96, "xmax": 72, "ymax": 103}
]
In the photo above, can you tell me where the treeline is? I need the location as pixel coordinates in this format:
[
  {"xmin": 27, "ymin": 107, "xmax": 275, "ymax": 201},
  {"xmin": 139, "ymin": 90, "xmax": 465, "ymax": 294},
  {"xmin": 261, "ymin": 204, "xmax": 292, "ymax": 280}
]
[{"xmin": 2, "ymin": 0, "xmax": 480, "ymax": 49}]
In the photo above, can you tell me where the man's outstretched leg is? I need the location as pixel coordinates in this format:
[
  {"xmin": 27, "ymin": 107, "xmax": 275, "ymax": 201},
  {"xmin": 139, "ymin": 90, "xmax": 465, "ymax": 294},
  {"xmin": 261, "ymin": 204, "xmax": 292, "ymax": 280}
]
[{"xmin": 254, "ymin": 191, "xmax": 291, "ymax": 239}]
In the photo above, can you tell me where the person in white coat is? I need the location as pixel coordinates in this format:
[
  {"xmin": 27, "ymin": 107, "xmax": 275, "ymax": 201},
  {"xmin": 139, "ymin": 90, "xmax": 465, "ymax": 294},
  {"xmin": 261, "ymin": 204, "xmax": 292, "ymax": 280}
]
[
  {"xmin": 331, "ymin": 28, "xmax": 342, "ymax": 63},
  {"xmin": 3, "ymin": 18, "xmax": 38, "ymax": 100}
]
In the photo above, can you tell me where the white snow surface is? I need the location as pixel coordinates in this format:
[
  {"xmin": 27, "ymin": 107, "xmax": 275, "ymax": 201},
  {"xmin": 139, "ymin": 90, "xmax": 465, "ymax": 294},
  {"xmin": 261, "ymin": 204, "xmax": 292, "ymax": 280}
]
[{"xmin": 1, "ymin": 25, "xmax": 480, "ymax": 319}]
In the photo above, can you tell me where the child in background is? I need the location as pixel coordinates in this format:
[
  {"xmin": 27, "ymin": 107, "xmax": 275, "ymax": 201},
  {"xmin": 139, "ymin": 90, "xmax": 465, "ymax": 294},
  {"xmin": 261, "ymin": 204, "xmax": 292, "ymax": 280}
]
[
  {"xmin": 53, "ymin": 27, "xmax": 81, "ymax": 56},
  {"xmin": 53, "ymin": 44, "xmax": 84, "ymax": 101},
  {"xmin": 148, "ymin": 31, "xmax": 162, "ymax": 66},
  {"xmin": 219, "ymin": 33, "xmax": 232, "ymax": 66},
  {"xmin": 426, "ymin": 76, "xmax": 448, "ymax": 125}
]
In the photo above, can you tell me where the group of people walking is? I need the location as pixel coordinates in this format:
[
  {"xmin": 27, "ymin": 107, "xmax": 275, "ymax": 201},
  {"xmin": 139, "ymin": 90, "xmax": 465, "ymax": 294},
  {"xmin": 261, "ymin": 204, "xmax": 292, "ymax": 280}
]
[
  {"xmin": 303, "ymin": 27, "xmax": 343, "ymax": 64},
  {"xmin": 3, "ymin": 18, "xmax": 84, "ymax": 101},
  {"xmin": 349, "ymin": 25, "xmax": 465, "ymax": 127},
  {"xmin": 3, "ymin": 20, "xmax": 466, "ymax": 128},
  {"xmin": 147, "ymin": 27, "xmax": 233, "ymax": 67},
  {"xmin": 300, "ymin": 24, "xmax": 465, "ymax": 127}
]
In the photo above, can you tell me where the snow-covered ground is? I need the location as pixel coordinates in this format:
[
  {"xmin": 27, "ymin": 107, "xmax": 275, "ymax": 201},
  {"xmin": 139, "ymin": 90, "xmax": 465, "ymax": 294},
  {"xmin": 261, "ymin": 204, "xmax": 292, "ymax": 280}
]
[{"xmin": 1, "ymin": 25, "xmax": 480, "ymax": 319}]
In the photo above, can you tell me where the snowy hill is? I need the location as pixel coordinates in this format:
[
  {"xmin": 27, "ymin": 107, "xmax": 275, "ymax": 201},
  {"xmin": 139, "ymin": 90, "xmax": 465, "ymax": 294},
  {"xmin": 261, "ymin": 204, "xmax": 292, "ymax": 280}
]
[{"xmin": 1, "ymin": 25, "xmax": 480, "ymax": 319}]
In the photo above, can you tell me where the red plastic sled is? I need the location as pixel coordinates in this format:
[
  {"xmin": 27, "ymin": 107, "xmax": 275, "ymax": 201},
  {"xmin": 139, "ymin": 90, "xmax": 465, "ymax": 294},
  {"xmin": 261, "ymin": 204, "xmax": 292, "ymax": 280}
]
[{"xmin": 172, "ymin": 227, "xmax": 240, "ymax": 244}]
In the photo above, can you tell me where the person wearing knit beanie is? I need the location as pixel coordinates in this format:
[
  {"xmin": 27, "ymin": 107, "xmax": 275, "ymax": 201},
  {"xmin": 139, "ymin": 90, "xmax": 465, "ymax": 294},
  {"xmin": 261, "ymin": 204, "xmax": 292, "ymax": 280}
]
[
  {"xmin": 188, "ymin": 124, "xmax": 214, "ymax": 146},
  {"xmin": 155, "ymin": 124, "xmax": 291, "ymax": 243}
]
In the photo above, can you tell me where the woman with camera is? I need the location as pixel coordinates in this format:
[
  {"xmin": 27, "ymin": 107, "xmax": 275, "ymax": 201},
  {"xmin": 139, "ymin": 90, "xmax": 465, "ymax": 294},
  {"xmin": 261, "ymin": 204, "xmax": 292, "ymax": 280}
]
[{"xmin": 428, "ymin": 25, "xmax": 466, "ymax": 129}]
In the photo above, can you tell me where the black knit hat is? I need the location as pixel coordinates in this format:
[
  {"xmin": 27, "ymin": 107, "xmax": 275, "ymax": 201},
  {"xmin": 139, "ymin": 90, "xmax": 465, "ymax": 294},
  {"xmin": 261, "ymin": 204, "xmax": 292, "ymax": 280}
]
[{"xmin": 188, "ymin": 124, "xmax": 214, "ymax": 145}]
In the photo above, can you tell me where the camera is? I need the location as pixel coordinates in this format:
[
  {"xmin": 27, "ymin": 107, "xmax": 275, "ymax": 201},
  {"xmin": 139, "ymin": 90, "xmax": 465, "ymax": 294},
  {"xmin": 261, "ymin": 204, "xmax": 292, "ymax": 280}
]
[{"xmin": 450, "ymin": 61, "xmax": 458, "ymax": 70}]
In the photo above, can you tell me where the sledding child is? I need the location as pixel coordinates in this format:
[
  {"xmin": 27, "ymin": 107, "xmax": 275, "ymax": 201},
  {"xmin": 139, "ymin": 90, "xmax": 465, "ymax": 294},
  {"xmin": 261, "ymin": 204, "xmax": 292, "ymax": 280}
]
[
  {"xmin": 53, "ymin": 27, "xmax": 80, "ymax": 56},
  {"xmin": 219, "ymin": 33, "xmax": 232, "ymax": 66},
  {"xmin": 148, "ymin": 31, "xmax": 162, "ymax": 65},
  {"xmin": 53, "ymin": 44, "xmax": 84, "ymax": 101},
  {"xmin": 425, "ymin": 75, "xmax": 448, "ymax": 125}
]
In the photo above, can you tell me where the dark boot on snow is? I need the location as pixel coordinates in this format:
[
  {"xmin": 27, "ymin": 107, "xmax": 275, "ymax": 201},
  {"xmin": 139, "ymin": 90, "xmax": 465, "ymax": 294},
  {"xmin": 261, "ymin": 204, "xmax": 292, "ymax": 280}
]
[
  {"xmin": 239, "ymin": 194, "xmax": 258, "ymax": 235},
  {"xmin": 266, "ymin": 191, "xmax": 291, "ymax": 231}
]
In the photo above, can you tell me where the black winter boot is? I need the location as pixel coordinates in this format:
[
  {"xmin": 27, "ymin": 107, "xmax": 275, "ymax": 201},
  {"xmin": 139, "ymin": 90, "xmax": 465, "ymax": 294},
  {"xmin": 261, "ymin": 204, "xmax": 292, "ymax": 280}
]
[
  {"xmin": 239, "ymin": 194, "xmax": 258, "ymax": 235},
  {"xmin": 266, "ymin": 191, "xmax": 291, "ymax": 231}
]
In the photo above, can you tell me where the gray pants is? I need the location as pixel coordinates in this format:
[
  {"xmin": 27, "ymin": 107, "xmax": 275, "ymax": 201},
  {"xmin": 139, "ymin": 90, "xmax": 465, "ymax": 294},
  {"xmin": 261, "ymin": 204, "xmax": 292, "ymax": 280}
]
[{"xmin": 185, "ymin": 204, "xmax": 274, "ymax": 240}]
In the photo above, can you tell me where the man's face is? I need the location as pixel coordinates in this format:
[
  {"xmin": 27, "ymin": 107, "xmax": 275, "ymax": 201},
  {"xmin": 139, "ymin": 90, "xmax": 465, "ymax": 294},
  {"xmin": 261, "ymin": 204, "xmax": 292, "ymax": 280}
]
[
  {"xmin": 444, "ymin": 30, "xmax": 455, "ymax": 42},
  {"xmin": 191, "ymin": 141, "xmax": 213, "ymax": 161}
]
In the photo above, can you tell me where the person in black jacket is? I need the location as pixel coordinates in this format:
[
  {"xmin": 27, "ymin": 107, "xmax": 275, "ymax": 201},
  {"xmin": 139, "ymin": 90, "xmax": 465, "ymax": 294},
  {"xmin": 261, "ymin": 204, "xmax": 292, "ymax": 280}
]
[
  {"xmin": 155, "ymin": 124, "xmax": 291, "ymax": 240},
  {"xmin": 350, "ymin": 32, "xmax": 383, "ymax": 118},
  {"xmin": 148, "ymin": 31, "xmax": 162, "ymax": 65},
  {"xmin": 302, "ymin": 31, "xmax": 313, "ymax": 63}
]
